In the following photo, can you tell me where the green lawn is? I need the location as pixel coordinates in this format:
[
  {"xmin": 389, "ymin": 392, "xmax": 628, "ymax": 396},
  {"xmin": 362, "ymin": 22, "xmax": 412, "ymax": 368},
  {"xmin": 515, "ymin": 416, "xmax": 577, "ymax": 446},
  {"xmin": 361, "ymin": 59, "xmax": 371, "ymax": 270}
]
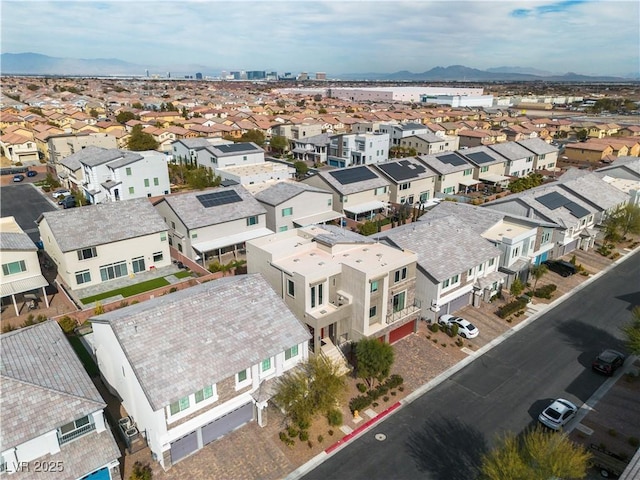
[
  {"xmin": 174, "ymin": 270, "xmax": 193, "ymax": 279},
  {"xmin": 80, "ymin": 277, "xmax": 170, "ymax": 304},
  {"xmin": 66, "ymin": 335, "xmax": 99, "ymax": 377}
]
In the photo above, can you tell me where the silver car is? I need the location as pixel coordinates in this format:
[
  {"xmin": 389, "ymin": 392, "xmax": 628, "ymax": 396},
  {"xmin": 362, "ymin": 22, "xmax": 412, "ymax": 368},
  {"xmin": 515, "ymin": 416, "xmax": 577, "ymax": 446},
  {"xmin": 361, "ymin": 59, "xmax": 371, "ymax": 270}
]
[{"xmin": 538, "ymin": 398, "xmax": 577, "ymax": 431}]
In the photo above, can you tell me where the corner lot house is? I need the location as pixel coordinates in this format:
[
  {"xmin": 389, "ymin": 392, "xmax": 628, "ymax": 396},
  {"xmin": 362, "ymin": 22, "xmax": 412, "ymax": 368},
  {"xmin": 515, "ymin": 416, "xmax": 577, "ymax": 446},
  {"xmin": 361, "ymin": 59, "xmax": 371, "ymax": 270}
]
[
  {"xmin": 90, "ymin": 275, "xmax": 310, "ymax": 470},
  {"xmin": 37, "ymin": 198, "xmax": 171, "ymax": 292},
  {"xmin": 0, "ymin": 321, "xmax": 120, "ymax": 479},
  {"xmin": 0, "ymin": 217, "xmax": 49, "ymax": 315}
]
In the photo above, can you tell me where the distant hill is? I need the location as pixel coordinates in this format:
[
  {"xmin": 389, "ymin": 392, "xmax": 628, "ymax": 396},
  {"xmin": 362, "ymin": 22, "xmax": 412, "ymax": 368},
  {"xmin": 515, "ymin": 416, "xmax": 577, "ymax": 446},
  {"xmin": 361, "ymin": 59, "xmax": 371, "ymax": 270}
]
[{"xmin": 0, "ymin": 52, "xmax": 633, "ymax": 82}]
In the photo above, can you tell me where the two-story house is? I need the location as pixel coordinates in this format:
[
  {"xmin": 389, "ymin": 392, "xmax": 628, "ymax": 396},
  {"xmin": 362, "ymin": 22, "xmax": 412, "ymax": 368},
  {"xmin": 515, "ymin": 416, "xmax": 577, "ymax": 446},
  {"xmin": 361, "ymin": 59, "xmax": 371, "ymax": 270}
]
[
  {"xmin": 0, "ymin": 217, "xmax": 50, "ymax": 316},
  {"xmin": 489, "ymin": 141, "xmax": 536, "ymax": 178},
  {"xmin": 77, "ymin": 147, "xmax": 171, "ymax": 204},
  {"xmin": 374, "ymin": 157, "xmax": 438, "ymax": 206},
  {"xmin": 90, "ymin": 275, "xmax": 310, "ymax": 470},
  {"xmin": 459, "ymin": 146, "xmax": 510, "ymax": 188},
  {"xmin": 290, "ymin": 133, "xmax": 331, "ymax": 165},
  {"xmin": 418, "ymin": 152, "xmax": 479, "ymax": 195},
  {"xmin": 378, "ymin": 122, "xmax": 430, "ymax": 147},
  {"xmin": 153, "ymin": 185, "xmax": 273, "ymax": 265},
  {"xmin": 0, "ymin": 132, "xmax": 39, "ymax": 164},
  {"xmin": 398, "ymin": 132, "xmax": 459, "ymax": 156},
  {"xmin": 0, "ymin": 320, "xmax": 120, "ymax": 479},
  {"xmin": 247, "ymin": 225, "xmax": 421, "ymax": 354},
  {"xmin": 253, "ymin": 181, "xmax": 342, "ymax": 232},
  {"xmin": 170, "ymin": 137, "xmax": 234, "ymax": 166},
  {"xmin": 327, "ymin": 132, "xmax": 390, "ymax": 167},
  {"xmin": 595, "ymin": 156, "xmax": 640, "ymax": 205},
  {"xmin": 517, "ymin": 137, "xmax": 558, "ymax": 171},
  {"xmin": 37, "ymin": 198, "xmax": 171, "ymax": 292}
]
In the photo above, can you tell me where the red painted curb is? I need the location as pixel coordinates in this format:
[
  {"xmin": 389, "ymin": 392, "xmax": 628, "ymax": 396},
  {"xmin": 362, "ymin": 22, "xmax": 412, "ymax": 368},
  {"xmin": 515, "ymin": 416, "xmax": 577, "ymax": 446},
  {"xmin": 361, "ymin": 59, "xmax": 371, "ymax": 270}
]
[{"xmin": 325, "ymin": 402, "xmax": 401, "ymax": 454}]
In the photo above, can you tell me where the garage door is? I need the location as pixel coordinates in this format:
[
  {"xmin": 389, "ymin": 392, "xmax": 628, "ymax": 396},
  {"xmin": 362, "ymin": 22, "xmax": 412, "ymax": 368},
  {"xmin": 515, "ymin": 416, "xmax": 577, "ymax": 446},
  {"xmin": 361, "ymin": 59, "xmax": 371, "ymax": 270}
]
[
  {"xmin": 202, "ymin": 403, "xmax": 254, "ymax": 446},
  {"xmin": 389, "ymin": 320, "xmax": 415, "ymax": 344},
  {"xmin": 443, "ymin": 292, "xmax": 471, "ymax": 315},
  {"xmin": 170, "ymin": 430, "xmax": 198, "ymax": 464}
]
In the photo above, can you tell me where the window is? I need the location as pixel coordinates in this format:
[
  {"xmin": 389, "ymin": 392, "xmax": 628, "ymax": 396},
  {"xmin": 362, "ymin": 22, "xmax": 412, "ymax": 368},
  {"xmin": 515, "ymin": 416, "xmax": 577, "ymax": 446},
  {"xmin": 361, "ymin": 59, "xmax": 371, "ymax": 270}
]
[
  {"xmin": 327, "ymin": 199, "xmax": 332, "ymax": 206},
  {"xmin": 468, "ymin": 268, "xmax": 474, "ymax": 276},
  {"xmin": 400, "ymin": 183, "xmax": 410, "ymax": 190},
  {"xmin": 77, "ymin": 247, "xmax": 97, "ymax": 261},
  {"xmin": 478, "ymin": 263, "xmax": 484, "ymax": 272},
  {"xmin": 392, "ymin": 291, "xmax": 406, "ymax": 313},
  {"xmin": 419, "ymin": 191, "xmax": 430, "ymax": 202},
  {"xmin": 59, "ymin": 415, "xmax": 93, "ymax": 444},
  {"xmin": 99, "ymin": 261, "xmax": 128, "ymax": 282},
  {"xmin": 282, "ymin": 207, "xmax": 293, "ymax": 217},
  {"xmin": 126, "ymin": 167, "xmax": 132, "ymax": 176},
  {"xmin": 237, "ymin": 369, "xmax": 248, "ymax": 383},
  {"xmin": 75, "ymin": 270, "xmax": 91, "ymax": 285},
  {"xmin": 310, "ymin": 283, "xmax": 323, "ymax": 308},
  {"xmin": 285, "ymin": 345, "xmax": 299, "ymax": 360},
  {"xmin": 279, "ymin": 226, "xmax": 288, "ymax": 232},
  {"xmin": 191, "ymin": 232, "xmax": 198, "ymax": 239},
  {"xmin": 195, "ymin": 385, "xmax": 214, "ymax": 403},
  {"xmin": 153, "ymin": 251, "xmax": 163, "ymax": 263},
  {"xmin": 132, "ymin": 256, "xmax": 146, "ymax": 273},
  {"xmin": 463, "ymin": 169, "xmax": 473, "ymax": 176},
  {"xmin": 154, "ymin": 177, "xmax": 159, "ymax": 186},
  {"xmin": 444, "ymin": 186, "xmax": 455, "ymax": 194},
  {"xmin": 370, "ymin": 280, "xmax": 379, "ymax": 293},
  {"xmin": 243, "ymin": 155, "xmax": 247, "ymax": 161},
  {"xmin": 394, "ymin": 267, "xmax": 407, "ymax": 283},
  {"xmin": 489, "ymin": 258, "xmax": 495, "ymax": 266},
  {"xmin": 511, "ymin": 247, "xmax": 520, "ymax": 258},
  {"xmin": 287, "ymin": 279, "xmax": 295, "ymax": 297},
  {"xmin": 375, "ymin": 186, "xmax": 387, "ymax": 195},
  {"xmin": 171, "ymin": 221, "xmax": 176, "ymax": 229},
  {"xmin": 481, "ymin": 166, "xmax": 489, "ymax": 173},
  {"xmin": 160, "ymin": 232, "xmax": 167, "ymax": 242},
  {"xmin": 169, "ymin": 396, "xmax": 190, "ymax": 415},
  {"xmin": 2, "ymin": 260, "xmax": 26, "ymax": 276},
  {"xmin": 341, "ymin": 196, "xmax": 348, "ymax": 203},
  {"xmin": 128, "ymin": 186, "xmax": 135, "ymax": 194},
  {"xmin": 144, "ymin": 178, "xmax": 150, "ymax": 187},
  {"xmin": 407, "ymin": 195, "xmax": 414, "ymax": 204},
  {"xmin": 369, "ymin": 306, "xmax": 377, "ymax": 318},
  {"xmin": 246, "ymin": 216, "xmax": 258, "ymax": 226},
  {"xmin": 261, "ymin": 358, "xmax": 272, "ymax": 372}
]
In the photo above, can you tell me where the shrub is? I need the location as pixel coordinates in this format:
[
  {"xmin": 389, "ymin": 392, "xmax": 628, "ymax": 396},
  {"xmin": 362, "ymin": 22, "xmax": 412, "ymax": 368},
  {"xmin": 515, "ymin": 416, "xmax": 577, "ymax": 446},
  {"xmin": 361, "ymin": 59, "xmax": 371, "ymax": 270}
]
[
  {"xmin": 94, "ymin": 302, "xmax": 105, "ymax": 315},
  {"xmin": 299, "ymin": 430, "xmax": 309, "ymax": 442},
  {"xmin": 533, "ymin": 284, "xmax": 557, "ymax": 299},
  {"xmin": 118, "ymin": 300, "xmax": 129, "ymax": 309},
  {"xmin": 307, "ymin": 440, "xmax": 313, "ymax": 448},
  {"xmin": 287, "ymin": 425, "xmax": 299, "ymax": 438},
  {"xmin": 2, "ymin": 324, "xmax": 17, "ymax": 333},
  {"xmin": 383, "ymin": 396, "xmax": 389, "ymax": 402},
  {"xmin": 328, "ymin": 429, "xmax": 334, "ymax": 436},
  {"xmin": 297, "ymin": 418, "xmax": 311, "ymax": 431},
  {"xmin": 58, "ymin": 315, "xmax": 77, "ymax": 334},
  {"xmin": 398, "ymin": 386, "xmax": 404, "ymax": 392},
  {"xmin": 608, "ymin": 429, "xmax": 617, "ymax": 437},
  {"xmin": 317, "ymin": 435, "xmax": 324, "ymax": 443},
  {"xmin": 455, "ymin": 338, "xmax": 464, "ymax": 347},
  {"xmin": 390, "ymin": 391, "xmax": 396, "ymax": 396},
  {"xmin": 387, "ymin": 374, "xmax": 404, "ymax": 389},
  {"xmin": 447, "ymin": 323, "xmax": 459, "ymax": 338},
  {"xmin": 129, "ymin": 461, "xmax": 152, "ymax": 480},
  {"xmin": 497, "ymin": 297, "xmax": 529, "ymax": 318},
  {"xmin": 349, "ymin": 394, "xmax": 371, "ymax": 413},
  {"xmin": 372, "ymin": 402, "xmax": 378, "ymax": 408},
  {"xmin": 356, "ymin": 382, "xmax": 367, "ymax": 393},
  {"xmin": 169, "ymin": 287, "xmax": 178, "ymax": 293},
  {"xmin": 279, "ymin": 431, "xmax": 288, "ymax": 443},
  {"xmin": 326, "ymin": 408, "xmax": 343, "ymax": 427},
  {"xmin": 429, "ymin": 322, "xmax": 440, "ymax": 333}
]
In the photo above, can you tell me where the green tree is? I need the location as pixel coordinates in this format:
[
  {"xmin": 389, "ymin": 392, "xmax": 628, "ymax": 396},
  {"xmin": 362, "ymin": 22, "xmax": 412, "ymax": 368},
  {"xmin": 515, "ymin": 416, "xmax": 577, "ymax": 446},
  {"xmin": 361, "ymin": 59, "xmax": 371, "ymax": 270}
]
[
  {"xmin": 623, "ymin": 306, "xmax": 640, "ymax": 355},
  {"xmin": 293, "ymin": 161, "xmax": 308, "ymax": 178},
  {"xmin": 318, "ymin": 107, "xmax": 327, "ymax": 114},
  {"xmin": 613, "ymin": 204, "xmax": 640, "ymax": 238},
  {"xmin": 129, "ymin": 461, "xmax": 152, "ymax": 480},
  {"xmin": 127, "ymin": 125, "xmax": 159, "ymax": 151},
  {"xmin": 529, "ymin": 264, "xmax": 548, "ymax": 293},
  {"xmin": 185, "ymin": 166, "xmax": 219, "ymax": 190},
  {"xmin": 116, "ymin": 111, "xmax": 136, "ymax": 124},
  {"xmin": 131, "ymin": 102, "xmax": 144, "ymax": 109},
  {"xmin": 510, "ymin": 278, "xmax": 524, "ymax": 297},
  {"xmin": 355, "ymin": 338, "xmax": 394, "ymax": 388},
  {"xmin": 239, "ymin": 129, "xmax": 266, "ymax": 146},
  {"xmin": 481, "ymin": 426, "xmax": 591, "ymax": 480},
  {"xmin": 576, "ymin": 129, "xmax": 588, "ymax": 141},
  {"xmin": 270, "ymin": 135, "xmax": 288, "ymax": 154},
  {"xmin": 89, "ymin": 109, "xmax": 99, "ymax": 118},
  {"xmin": 358, "ymin": 221, "xmax": 378, "ymax": 236}
]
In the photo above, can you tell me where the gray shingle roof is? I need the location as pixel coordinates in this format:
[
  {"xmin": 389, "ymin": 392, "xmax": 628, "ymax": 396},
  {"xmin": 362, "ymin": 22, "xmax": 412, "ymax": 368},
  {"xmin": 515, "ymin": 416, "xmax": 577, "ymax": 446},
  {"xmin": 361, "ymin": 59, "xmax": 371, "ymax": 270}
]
[
  {"xmin": 312, "ymin": 166, "xmax": 389, "ymax": 195},
  {"xmin": 489, "ymin": 141, "xmax": 535, "ymax": 160},
  {"xmin": 412, "ymin": 132, "xmax": 447, "ymax": 143},
  {"xmin": 90, "ymin": 274, "xmax": 311, "ymax": 410},
  {"xmin": 557, "ymin": 168, "xmax": 630, "ymax": 211},
  {"xmin": 517, "ymin": 137, "xmax": 559, "ymax": 155},
  {"xmin": 39, "ymin": 198, "xmax": 167, "ymax": 253},
  {"xmin": 157, "ymin": 185, "xmax": 266, "ymax": 229},
  {"xmin": 254, "ymin": 182, "xmax": 329, "ymax": 206},
  {"xmin": 313, "ymin": 224, "xmax": 375, "ymax": 246},
  {"xmin": 376, "ymin": 208, "xmax": 502, "ymax": 282},
  {"xmin": 460, "ymin": 145, "xmax": 507, "ymax": 166},
  {"xmin": 418, "ymin": 153, "xmax": 471, "ymax": 175},
  {"xmin": 205, "ymin": 142, "xmax": 263, "ymax": 157},
  {"xmin": 0, "ymin": 321, "xmax": 106, "ymax": 448},
  {"xmin": 0, "ymin": 231, "xmax": 36, "ymax": 251}
]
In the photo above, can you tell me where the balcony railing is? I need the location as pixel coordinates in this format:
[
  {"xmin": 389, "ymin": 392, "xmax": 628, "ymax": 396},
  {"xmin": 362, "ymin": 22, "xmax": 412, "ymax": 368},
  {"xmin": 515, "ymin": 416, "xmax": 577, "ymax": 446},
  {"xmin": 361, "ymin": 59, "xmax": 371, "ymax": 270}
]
[
  {"xmin": 386, "ymin": 302, "xmax": 421, "ymax": 325},
  {"xmin": 58, "ymin": 422, "xmax": 95, "ymax": 445}
]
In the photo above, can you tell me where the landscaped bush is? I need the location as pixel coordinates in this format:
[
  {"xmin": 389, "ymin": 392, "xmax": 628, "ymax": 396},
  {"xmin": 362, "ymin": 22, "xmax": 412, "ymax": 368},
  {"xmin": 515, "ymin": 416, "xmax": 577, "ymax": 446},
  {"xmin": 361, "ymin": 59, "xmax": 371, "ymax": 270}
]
[
  {"xmin": 349, "ymin": 374, "xmax": 404, "ymax": 413},
  {"xmin": 58, "ymin": 315, "xmax": 77, "ymax": 334},
  {"xmin": 349, "ymin": 394, "xmax": 371, "ymax": 413},
  {"xmin": 326, "ymin": 408, "xmax": 343, "ymax": 427},
  {"xmin": 299, "ymin": 430, "xmax": 309, "ymax": 442},
  {"xmin": 446, "ymin": 323, "xmax": 459, "ymax": 338},
  {"xmin": 287, "ymin": 425, "xmax": 299, "ymax": 438},
  {"xmin": 428, "ymin": 322, "xmax": 440, "ymax": 333},
  {"xmin": 356, "ymin": 382, "xmax": 367, "ymax": 393},
  {"xmin": 533, "ymin": 284, "xmax": 557, "ymax": 299},
  {"xmin": 497, "ymin": 297, "xmax": 529, "ymax": 319},
  {"xmin": 387, "ymin": 374, "xmax": 404, "ymax": 389}
]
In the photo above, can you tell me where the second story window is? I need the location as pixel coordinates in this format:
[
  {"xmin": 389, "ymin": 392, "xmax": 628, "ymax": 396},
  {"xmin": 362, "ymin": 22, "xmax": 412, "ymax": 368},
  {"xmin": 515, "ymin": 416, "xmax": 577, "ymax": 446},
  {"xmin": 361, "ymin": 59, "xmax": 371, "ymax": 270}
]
[
  {"xmin": 77, "ymin": 247, "xmax": 97, "ymax": 261},
  {"xmin": 169, "ymin": 396, "xmax": 190, "ymax": 415},
  {"xmin": 247, "ymin": 216, "xmax": 258, "ymax": 226},
  {"xmin": 58, "ymin": 415, "xmax": 95, "ymax": 445},
  {"xmin": 282, "ymin": 207, "xmax": 293, "ymax": 217},
  {"xmin": 287, "ymin": 279, "xmax": 295, "ymax": 297},
  {"xmin": 310, "ymin": 283, "xmax": 324, "ymax": 308},
  {"xmin": 126, "ymin": 167, "xmax": 132, "ymax": 176},
  {"xmin": 463, "ymin": 169, "xmax": 473, "ymax": 176},
  {"xmin": 370, "ymin": 280, "xmax": 379, "ymax": 293},
  {"xmin": 2, "ymin": 260, "xmax": 26, "ymax": 276},
  {"xmin": 195, "ymin": 385, "xmax": 214, "ymax": 403},
  {"xmin": 394, "ymin": 267, "xmax": 408, "ymax": 283},
  {"xmin": 285, "ymin": 345, "xmax": 299, "ymax": 361}
]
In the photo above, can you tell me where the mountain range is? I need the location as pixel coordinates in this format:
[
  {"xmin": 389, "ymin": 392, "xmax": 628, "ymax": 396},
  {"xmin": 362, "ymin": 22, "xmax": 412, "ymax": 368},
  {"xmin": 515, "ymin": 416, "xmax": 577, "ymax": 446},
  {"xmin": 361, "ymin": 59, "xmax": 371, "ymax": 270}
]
[{"xmin": 1, "ymin": 52, "xmax": 636, "ymax": 82}]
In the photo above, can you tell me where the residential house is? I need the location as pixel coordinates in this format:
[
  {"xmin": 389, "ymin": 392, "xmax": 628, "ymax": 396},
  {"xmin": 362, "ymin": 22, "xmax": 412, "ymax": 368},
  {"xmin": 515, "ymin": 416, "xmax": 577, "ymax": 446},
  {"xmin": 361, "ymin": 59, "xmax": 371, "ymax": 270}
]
[
  {"xmin": 398, "ymin": 132, "xmax": 459, "ymax": 156},
  {"xmin": 418, "ymin": 151, "xmax": 478, "ymax": 195},
  {"xmin": 90, "ymin": 275, "xmax": 310, "ymax": 470},
  {"xmin": 153, "ymin": 185, "xmax": 272, "ymax": 265},
  {"xmin": 290, "ymin": 133, "xmax": 331, "ymax": 164},
  {"xmin": 170, "ymin": 137, "xmax": 234, "ymax": 166},
  {"xmin": 0, "ymin": 132, "xmax": 39, "ymax": 163},
  {"xmin": 489, "ymin": 141, "xmax": 536, "ymax": 178},
  {"xmin": 37, "ymin": 198, "xmax": 171, "ymax": 292},
  {"xmin": 76, "ymin": 147, "xmax": 171, "ymax": 204},
  {"xmin": 247, "ymin": 225, "xmax": 420, "ymax": 352},
  {"xmin": 301, "ymin": 165, "xmax": 391, "ymax": 222},
  {"xmin": 327, "ymin": 132, "xmax": 390, "ymax": 167},
  {"xmin": 374, "ymin": 157, "xmax": 438, "ymax": 206},
  {"xmin": 594, "ymin": 156, "xmax": 640, "ymax": 205},
  {"xmin": 253, "ymin": 181, "xmax": 342, "ymax": 232},
  {"xmin": 47, "ymin": 132, "xmax": 118, "ymax": 181},
  {"xmin": 618, "ymin": 125, "xmax": 640, "ymax": 137},
  {"xmin": 563, "ymin": 142, "xmax": 614, "ymax": 163},
  {"xmin": 374, "ymin": 207, "xmax": 504, "ymax": 322},
  {"xmin": 0, "ymin": 320, "xmax": 120, "ymax": 479},
  {"xmin": 378, "ymin": 122, "xmax": 430, "ymax": 147},
  {"xmin": 460, "ymin": 146, "xmax": 510, "ymax": 188},
  {"xmin": 0, "ymin": 217, "xmax": 50, "ymax": 316},
  {"xmin": 457, "ymin": 129, "xmax": 504, "ymax": 148},
  {"xmin": 517, "ymin": 137, "xmax": 559, "ymax": 171}
]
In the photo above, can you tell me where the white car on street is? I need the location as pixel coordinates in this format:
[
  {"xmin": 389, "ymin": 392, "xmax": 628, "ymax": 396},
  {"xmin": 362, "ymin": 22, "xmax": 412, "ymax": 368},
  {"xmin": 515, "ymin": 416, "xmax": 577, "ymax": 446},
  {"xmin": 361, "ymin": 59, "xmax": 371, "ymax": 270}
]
[
  {"xmin": 538, "ymin": 398, "xmax": 578, "ymax": 431},
  {"xmin": 438, "ymin": 314, "xmax": 479, "ymax": 339}
]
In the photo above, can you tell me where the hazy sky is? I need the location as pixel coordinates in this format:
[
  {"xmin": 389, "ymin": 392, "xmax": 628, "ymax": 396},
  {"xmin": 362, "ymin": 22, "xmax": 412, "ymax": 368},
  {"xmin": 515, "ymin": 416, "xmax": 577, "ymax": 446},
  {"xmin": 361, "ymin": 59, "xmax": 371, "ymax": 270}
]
[{"xmin": 2, "ymin": 0, "xmax": 638, "ymax": 76}]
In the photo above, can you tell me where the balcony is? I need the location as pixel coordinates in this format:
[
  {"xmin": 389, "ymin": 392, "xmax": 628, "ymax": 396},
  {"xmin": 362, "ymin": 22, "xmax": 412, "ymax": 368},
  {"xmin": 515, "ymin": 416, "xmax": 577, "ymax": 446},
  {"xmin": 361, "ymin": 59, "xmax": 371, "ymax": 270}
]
[
  {"xmin": 386, "ymin": 302, "xmax": 421, "ymax": 325},
  {"xmin": 58, "ymin": 422, "xmax": 95, "ymax": 445}
]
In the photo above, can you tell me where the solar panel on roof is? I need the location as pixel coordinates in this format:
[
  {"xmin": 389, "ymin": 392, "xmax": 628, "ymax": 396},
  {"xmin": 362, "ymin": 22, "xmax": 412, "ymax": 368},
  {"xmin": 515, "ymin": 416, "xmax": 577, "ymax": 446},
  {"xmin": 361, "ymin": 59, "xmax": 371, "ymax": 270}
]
[
  {"xmin": 565, "ymin": 202, "xmax": 590, "ymax": 219},
  {"xmin": 438, "ymin": 153, "xmax": 467, "ymax": 167},
  {"xmin": 217, "ymin": 143, "xmax": 258, "ymax": 154},
  {"xmin": 377, "ymin": 161, "xmax": 426, "ymax": 181},
  {"xmin": 536, "ymin": 191, "xmax": 589, "ymax": 218},
  {"xmin": 466, "ymin": 151, "xmax": 497, "ymax": 165},
  {"xmin": 329, "ymin": 167, "xmax": 378, "ymax": 185},
  {"xmin": 196, "ymin": 190, "xmax": 242, "ymax": 208}
]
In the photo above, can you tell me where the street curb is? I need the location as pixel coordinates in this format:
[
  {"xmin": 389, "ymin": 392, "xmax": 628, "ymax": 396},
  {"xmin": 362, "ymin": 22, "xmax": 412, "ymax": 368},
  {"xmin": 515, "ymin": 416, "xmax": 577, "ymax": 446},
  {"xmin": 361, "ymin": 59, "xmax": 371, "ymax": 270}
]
[{"xmin": 285, "ymin": 247, "xmax": 639, "ymax": 480}]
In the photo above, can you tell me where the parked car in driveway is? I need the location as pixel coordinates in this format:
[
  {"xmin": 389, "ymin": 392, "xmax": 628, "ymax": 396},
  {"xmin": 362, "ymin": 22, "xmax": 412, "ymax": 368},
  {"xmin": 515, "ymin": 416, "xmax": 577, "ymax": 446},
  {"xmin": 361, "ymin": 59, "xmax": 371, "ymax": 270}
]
[
  {"xmin": 26, "ymin": 170, "xmax": 37, "ymax": 177},
  {"xmin": 543, "ymin": 259, "xmax": 577, "ymax": 277},
  {"xmin": 59, "ymin": 196, "xmax": 76, "ymax": 209},
  {"xmin": 538, "ymin": 398, "xmax": 577, "ymax": 430},
  {"xmin": 438, "ymin": 314, "xmax": 479, "ymax": 339},
  {"xmin": 591, "ymin": 349, "xmax": 625, "ymax": 376},
  {"xmin": 13, "ymin": 174, "xmax": 25, "ymax": 182},
  {"xmin": 52, "ymin": 189, "xmax": 71, "ymax": 199}
]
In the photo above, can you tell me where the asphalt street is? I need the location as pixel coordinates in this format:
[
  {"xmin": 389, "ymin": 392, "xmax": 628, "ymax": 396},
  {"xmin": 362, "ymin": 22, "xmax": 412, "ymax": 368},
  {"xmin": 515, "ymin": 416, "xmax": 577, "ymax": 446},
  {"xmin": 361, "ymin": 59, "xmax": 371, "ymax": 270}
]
[
  {"xmin": 302, "ymin": 251, "xmax": 639, "ymax": 480},
  {"xmin": 0, "ymin": 183, "xmax": 57, "ymax": 243}
]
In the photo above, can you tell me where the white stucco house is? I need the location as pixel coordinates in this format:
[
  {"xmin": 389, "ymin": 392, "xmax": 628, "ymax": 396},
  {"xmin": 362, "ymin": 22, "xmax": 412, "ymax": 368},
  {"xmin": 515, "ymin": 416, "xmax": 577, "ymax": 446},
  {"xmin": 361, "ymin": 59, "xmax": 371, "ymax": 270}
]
[
  {"xmin": 0, "ymin": 320, "xmax": 120, "ymax": 479},
  {"xmin": 90, "ymin": 274, "xmax": 310, "ymax": 470},
  {"xmin": 37, "ymin": 198, "xmax": 171, "ymax": 293}
]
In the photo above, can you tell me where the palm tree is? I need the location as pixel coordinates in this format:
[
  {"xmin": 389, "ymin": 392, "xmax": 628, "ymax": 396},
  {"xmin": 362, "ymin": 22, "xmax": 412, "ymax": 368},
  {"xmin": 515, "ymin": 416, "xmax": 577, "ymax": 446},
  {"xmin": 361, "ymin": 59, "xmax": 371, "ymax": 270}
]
[{"xmin": 530, "ymin": 264, "xmax": 548, "ymax": 293}]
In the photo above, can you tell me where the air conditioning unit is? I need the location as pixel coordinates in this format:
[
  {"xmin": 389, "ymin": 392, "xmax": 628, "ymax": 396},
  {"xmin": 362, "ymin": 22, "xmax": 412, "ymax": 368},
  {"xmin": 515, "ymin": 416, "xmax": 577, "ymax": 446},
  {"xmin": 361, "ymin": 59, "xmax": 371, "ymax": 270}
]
[
  {"xmin": 118, "ymin": 417, "xmax": 132, "ymax": 430},
  {"xmin": 125, "ymin": 426, "xmax": 139, "ymax": 439}
]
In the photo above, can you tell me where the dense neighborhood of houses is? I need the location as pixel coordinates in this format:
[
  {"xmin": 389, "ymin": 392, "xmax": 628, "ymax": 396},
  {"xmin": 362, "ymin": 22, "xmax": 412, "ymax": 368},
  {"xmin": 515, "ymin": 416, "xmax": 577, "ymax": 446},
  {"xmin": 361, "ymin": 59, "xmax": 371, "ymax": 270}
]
[{"xmin": 1, "ymin": 77, "xmax": 640, "ymax": 478}]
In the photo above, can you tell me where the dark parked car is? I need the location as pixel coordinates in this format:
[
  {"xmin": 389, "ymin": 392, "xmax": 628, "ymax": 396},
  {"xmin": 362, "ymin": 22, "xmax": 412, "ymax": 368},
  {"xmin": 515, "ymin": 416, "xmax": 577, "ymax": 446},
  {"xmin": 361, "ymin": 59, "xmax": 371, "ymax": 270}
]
[
  {"xmin": 13, "ymin": 174, "xmax": 25, "ymax": 182},
  {"xmin": 543, "ymin": 259, "xmax": 577, "ymax": 277},
  {"xmin": 26, "ymin": 170, "xmax": 37, "ymax": 177},
  {"xmin": 59, "ymin": 196, "xmax": 76, "ymax": 209},
  {"xmin": 592, "ymin": 349, "xmax": 625, "ymax": 376}
]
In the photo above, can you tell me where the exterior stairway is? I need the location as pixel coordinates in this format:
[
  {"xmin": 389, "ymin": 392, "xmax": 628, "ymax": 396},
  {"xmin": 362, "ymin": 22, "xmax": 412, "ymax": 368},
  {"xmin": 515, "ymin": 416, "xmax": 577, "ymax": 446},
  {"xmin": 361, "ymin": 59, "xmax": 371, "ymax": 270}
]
[{"xmin": 319, "ymin": 337, "xmax": 352, "ymax": 377}]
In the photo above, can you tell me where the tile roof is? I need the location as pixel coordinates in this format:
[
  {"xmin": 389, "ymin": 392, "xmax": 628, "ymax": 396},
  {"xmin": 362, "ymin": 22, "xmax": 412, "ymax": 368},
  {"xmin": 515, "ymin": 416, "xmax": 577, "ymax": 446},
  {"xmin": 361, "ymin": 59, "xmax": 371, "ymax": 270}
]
[
  {"xmin": 0, "ymin": 321, "xmax": 106, "ymax": 448},
  {"xmin": 557, "ymin": 168, "xmax": 630, "ymax": 211},
  {"xmin": 0, "ymin": 227, "xmax": 37, "ymax": 251},
  {"xmin": 253, "ymin": 181, "xmax": 329, "ymax": 206},
  {"xmin": 489, "ymin": 141, "xmax": 535, "ymax": 160},
  {"xmin": 90, "ymin": 274, "xmax": 311, "ymax": 410},
  {"xmin": 517, "ymin": 137, "xmax": 558, "ymax": 155},
  {"xmin": 39, "ymin": 198, "xmax": 167, "ymax": 253},
  {"xmin": 310, "ymin": 166, "xmax": 389, "ymax": 195}
]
